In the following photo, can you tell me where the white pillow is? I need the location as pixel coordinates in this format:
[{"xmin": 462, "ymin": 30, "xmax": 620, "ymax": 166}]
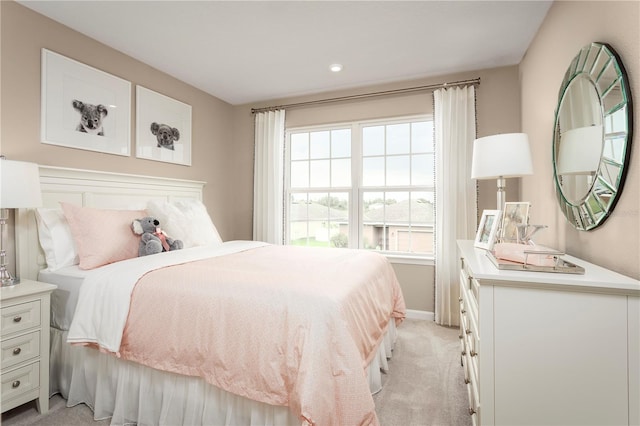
[
  {"xmin": 35, "ymin": 208, "xmax": 79, "ymax": 271},
  {"xmin": 146, "ymin": 199, "xmax": 223, "ymax": 248}
]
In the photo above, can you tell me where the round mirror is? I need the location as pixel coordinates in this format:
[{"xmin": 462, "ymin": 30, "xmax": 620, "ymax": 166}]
[{"xmin": 553, "ymin": 42, "xmax": 633, "ymax": 230}]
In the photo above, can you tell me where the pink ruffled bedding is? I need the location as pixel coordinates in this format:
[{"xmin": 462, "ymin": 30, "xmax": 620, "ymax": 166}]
[{"xmin": 117, "ymin": 244, "xmax": 405, "ymax": 426}]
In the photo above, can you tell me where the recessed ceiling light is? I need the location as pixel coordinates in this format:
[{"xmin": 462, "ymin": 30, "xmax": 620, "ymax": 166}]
[{"xmin": 330, "ymin": 63, "xmax": 343, "ymax": 73}]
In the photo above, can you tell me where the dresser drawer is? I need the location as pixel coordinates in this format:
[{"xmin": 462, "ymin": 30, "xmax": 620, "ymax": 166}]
[
  {"xmin": 460, "ymin": 266, "xmax": 479, "ymax": 312},
  {"xmin": 1, "ymin": 301, "xmax": 41, "ymax": 335},
  {"xmin": 1, "ymin": 361, "xmax": 40, "ymax": 403},
  {"xmin": 463, "ymin": 348, "xmax": 480, "ymax": 425},
  {"xmin": 1, "ymin": 330, "xmax": 40, "ymax": 370},
  {"xmin": 465, "ymin": 303, "xmax": 479, "ymax": 357}
]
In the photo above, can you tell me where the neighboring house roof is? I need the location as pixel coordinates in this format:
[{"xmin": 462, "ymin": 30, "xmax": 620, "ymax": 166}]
[
  {"xmin": 364, "ymin": 200, "xmax": 434, "ymax": 224},
  {"xmin": 289, "ymin": 202, "xmax": 348, "ymax": 221}
]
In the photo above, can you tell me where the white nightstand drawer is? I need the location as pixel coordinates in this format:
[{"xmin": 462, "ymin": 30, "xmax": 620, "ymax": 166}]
[
  {"xmin": 1, "ymin": 280, "xmax": 56, "ymax": 415},
  {"xmin": 1, "ymin": 330, "xmax": 41, "ymax": 370},
  {"xmin": 1, "ymin": 300, "xmax": 41, "ymax": 335},
  {"xmin": 1, "ymin": 361, "xmax": 40, "ymax": 403}
]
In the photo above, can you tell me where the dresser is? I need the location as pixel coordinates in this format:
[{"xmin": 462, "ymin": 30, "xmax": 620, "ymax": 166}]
[
  {"xmin": 458, "ymin": 240, "xmax": 639, "ymax": 426},
  {"xmin": 1, "ymin": 280, "xmax": 56, "ymax": 414}
]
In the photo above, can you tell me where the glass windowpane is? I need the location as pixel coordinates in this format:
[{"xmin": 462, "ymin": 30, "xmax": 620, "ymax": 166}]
[
  {"xmin": 386, "ymin": 124, "xmax": 410, "ymax": 155},
  {"xmin": 309, "ymin": 159, "xmax": 330, "ymax": 187},
  {"xmin": 387, "ymin": 156, "xmax": 410, "ymax": 186},
  {"xmin": 411, "ymin": 122, "xmax": 431, "ymax": 153},
  {"xmin": 331, "ymin": 129, "xmax": 351, "ymax": 158},
  {"xmin": 363, "ymin": 126, "xmax": 385, "ymax": 156},
  {"xmin": 363, "ymin": 157, "xmax": 385, "ymax": 186},
  {"xmin": 290, "ymin": 161, "xmax": 308, "ymax": 188},
  {"xmin": 411, "ymin": 154, "xmax": 433, "ymax": 185},
  {"xmin": 310, "ymin": 131, "xmax": 330, "ymax": 159},
  {"xmin": 331, "ymin": 158, "xmax": 351, "ymax": 187},
  {"xmin": 291, "ymin": 133, "xmax": 309, "ymax": 160}
]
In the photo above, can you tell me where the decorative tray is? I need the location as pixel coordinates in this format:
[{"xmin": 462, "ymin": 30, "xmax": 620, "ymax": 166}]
[{"xmin": 486, "ymin": 250, "xmax": 585, "ymax": 275}]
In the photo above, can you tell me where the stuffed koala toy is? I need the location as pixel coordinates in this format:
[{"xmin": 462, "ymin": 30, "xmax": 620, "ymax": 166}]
[
  {"xmin": 72, "ymin": 100, "xmax": 108, "ymax": 136},
  {"xmin": 150, "ymin": 122, "xmax": 180, "ymax": 151},
  {"xmin": 132, "ymin": 216, "xmax": 183, "ymax": 256}
]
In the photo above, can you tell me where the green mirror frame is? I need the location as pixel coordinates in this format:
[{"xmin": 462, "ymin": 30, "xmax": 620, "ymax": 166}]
[{"xmin": 552, "ymin": 42, "xmax": 633, "ymax": 231}]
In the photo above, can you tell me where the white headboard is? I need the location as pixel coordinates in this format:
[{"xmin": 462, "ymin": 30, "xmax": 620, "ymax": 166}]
[{"xmin": 15, "ymin": 166, "xmax": 205, "ymax": 281}]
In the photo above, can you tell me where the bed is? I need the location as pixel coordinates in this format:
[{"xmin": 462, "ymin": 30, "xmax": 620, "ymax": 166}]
[{"xmin": 15, "ymin": 166, "xmax": 406, "ymax": 426}]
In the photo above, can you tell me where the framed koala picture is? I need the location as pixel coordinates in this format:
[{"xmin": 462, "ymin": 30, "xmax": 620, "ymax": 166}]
[
  {"xmin": 41, "ymin": 49, "xmax": 131, "ymax": 156},
  {"xmin": 135, "ymin": 86, "xmax": 192, "ymax": 166}
]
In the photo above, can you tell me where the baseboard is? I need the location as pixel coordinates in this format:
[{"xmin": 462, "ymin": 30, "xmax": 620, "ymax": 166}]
[{"xmin": 405, "ymin": 309, "xmax": 434, "ymax": 321}]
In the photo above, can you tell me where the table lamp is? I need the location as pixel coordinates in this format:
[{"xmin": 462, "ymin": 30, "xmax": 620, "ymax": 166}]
[
  {"xmin": 0, "ymin": 157, "xmax": 42, "ymax": 286},
  {"xmin": 471, "ymin": 133, "xmax": 533, "ymax": 210}
]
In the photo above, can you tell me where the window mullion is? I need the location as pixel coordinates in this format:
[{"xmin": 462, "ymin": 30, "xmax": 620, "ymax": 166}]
[{"xmin": 351, "ymin": 122, "xmax": 362, "ymax": 250}]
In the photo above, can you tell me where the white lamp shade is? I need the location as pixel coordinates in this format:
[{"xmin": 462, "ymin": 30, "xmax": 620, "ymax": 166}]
[
  {"xmin": 471, "ymin": 133, "xmax": 533, "ymax": 179},
  {"xmin": 557, "ymin": 125, "xmax": 602, "ymax": 175},
  {"xmin": 0, "ymin": 160, "xmax": 43, "ymax": 208}
]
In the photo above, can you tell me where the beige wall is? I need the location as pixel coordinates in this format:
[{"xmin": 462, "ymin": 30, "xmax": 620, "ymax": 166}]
[
  {"xmin": 234, "ymin": 67, "xmax": 522, "ymax": 312},
  {"xmin": 0, "ymin": 1, "xmax": 236, "ymax": 241},
  {"xmin": 520, "ymin": 1, "xmax": 639, "ymax": 279}
]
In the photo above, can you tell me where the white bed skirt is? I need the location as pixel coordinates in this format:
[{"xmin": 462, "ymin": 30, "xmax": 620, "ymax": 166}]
[{"xmin": 49, "ymin": 321, "xmax": 397, "ymax": 425}]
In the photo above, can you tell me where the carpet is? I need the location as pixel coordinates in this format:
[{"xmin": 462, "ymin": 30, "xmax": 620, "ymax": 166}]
[{"xmin": 1, "ymin": 319, "xmax": 471, "ymax": 426}]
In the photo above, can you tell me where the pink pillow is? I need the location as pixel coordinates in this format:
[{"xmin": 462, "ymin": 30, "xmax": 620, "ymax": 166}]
[{"xmin": 61, "ymin": 202, "xmax": 146, "ymax": 270}]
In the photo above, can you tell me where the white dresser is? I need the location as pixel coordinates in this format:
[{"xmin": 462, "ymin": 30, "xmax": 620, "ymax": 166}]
[
  {"xmin": 1, "ymin": 280, "xmax": 56, "ymax": 414},
  {"xmin": 457, "ymin": 240, "xmax": 639, "ymax": 426}
]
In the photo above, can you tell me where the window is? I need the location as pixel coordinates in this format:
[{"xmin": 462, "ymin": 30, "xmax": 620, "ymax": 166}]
[{"xmin": 286, "ymin": 116, "xmax": 434, "ymax": 259}]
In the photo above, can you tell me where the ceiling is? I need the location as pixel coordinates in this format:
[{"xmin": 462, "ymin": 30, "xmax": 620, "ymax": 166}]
[{"xmin": 18, "ymin": 1, "xmax": 553, "ymax": 106}]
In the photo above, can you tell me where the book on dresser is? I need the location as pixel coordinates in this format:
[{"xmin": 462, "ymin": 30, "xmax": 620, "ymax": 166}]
[{"xmin": 457, "ymin": 239, "xmax": 639, "ymax": 426}]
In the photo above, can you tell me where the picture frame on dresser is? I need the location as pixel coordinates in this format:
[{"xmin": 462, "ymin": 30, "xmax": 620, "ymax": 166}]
[
  {"xmin": 500, "ymin": 201, "xmax": 530, "ymax": 242},
  {"xmin": 474, "ymin": 209, "xmax": 501, "ymax": 250}
]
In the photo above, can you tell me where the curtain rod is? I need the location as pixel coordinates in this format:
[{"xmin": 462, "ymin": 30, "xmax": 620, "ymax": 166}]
[{"xmin": 251, "ymin": 77, "xmax": 480, "ymax": 114}]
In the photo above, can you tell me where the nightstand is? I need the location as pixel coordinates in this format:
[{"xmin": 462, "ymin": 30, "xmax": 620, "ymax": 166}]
[{"xmin": 1, "ymin": 280, "xmax": 56, "ymax": 414}]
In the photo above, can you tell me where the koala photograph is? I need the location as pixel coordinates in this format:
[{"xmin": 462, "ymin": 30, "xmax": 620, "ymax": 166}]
[
  {"xmin": 72, "ymin": 99, "xmax": 108, "ymax": 136},
  {"xmin": 150, "ymin": 122, "xmax": 180, "ymax": 151},
  {"xmin": 136, "ymin": 86, "xmax": 191, "ymax": 165}
]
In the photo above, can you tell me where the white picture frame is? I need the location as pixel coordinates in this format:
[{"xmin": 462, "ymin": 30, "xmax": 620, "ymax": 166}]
[
  {"xmin": 501, "ymin": 202, "xmax": 531, "ymax": 242},
  {"xmin": 41, "ymin": 49, "xmax": 131, "ymax": 156},
  {"xmin": 136, "ymin": 86, "xmax": 192, "ymax": 166},
  {"xmin": 474, "ymin": 209, "xmax": 502, "ymax": 250}
]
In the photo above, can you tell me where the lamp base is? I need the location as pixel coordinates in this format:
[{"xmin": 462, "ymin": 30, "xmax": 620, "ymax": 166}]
[
  {"xmin": 0, "ymin": 267, "xmax": 19, "ymax": 287},
  {"xmin": 0, "ymin": 208, "xmax": 20, "ymax": 287}
]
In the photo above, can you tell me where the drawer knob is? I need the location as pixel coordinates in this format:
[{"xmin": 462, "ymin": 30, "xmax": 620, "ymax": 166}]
[
  {"xmin": 469, "ymin": 407, "xmax": 476, "ymax": 415},
  {"xmin": 461, "ymin": 350, "xmax": 466, "ymax": 356},
  {"xmin": 12, "ymin": 347, "xmax": 21, "ymax": 356},
  {"xmin": 458, "ymin": 334, "xmax": 463, "ymax": 340},
  {"xmin": 459, "ymin": 297, "xmax": 463, "ymax": 302},
  {"xmin": 464, "ymin": 378, "xmax": 470, "ymax": 384},
  {"xmin": 470, "ymin": 350, "xmax": 478, "ymax": 357},
  {"xmin": 466, "ymin": 329, "xmax": 472, "ymax": 335},
  {"xmin": 13, "ymin": 316, "xmax": 22, "ymax": 323},
  {"xmin": 461, "ymin": 309, "xmax": 466, "ymax": 314},
  {"xmin": 12, "ymin": 380, "xmax": 20, "ymax": 389}
]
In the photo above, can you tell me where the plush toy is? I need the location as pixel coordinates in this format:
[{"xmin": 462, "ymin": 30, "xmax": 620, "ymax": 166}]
[{"xmin": 132, "ymin": 216, "xmax": 183, "ymax": 256}]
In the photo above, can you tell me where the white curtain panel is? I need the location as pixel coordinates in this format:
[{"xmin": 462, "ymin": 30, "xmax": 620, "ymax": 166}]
[
  {"xmin": 253, "ymin": 110, "xmax": 286, "ymax": 244},
  {"xmin": 433, "ymin": 86, "xmax": 477, "ymax": 326}
]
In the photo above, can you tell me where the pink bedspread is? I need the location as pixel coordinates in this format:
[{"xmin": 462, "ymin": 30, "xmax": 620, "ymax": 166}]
[{"xmin": 119, "ymin": 244, "xmax": 405, "ymax": 425}]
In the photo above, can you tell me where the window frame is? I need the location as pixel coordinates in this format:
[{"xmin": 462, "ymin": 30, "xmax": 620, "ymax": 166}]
[{"xmin": 285, "ymin": 114, "xmax": 434, "ymax": 265}]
